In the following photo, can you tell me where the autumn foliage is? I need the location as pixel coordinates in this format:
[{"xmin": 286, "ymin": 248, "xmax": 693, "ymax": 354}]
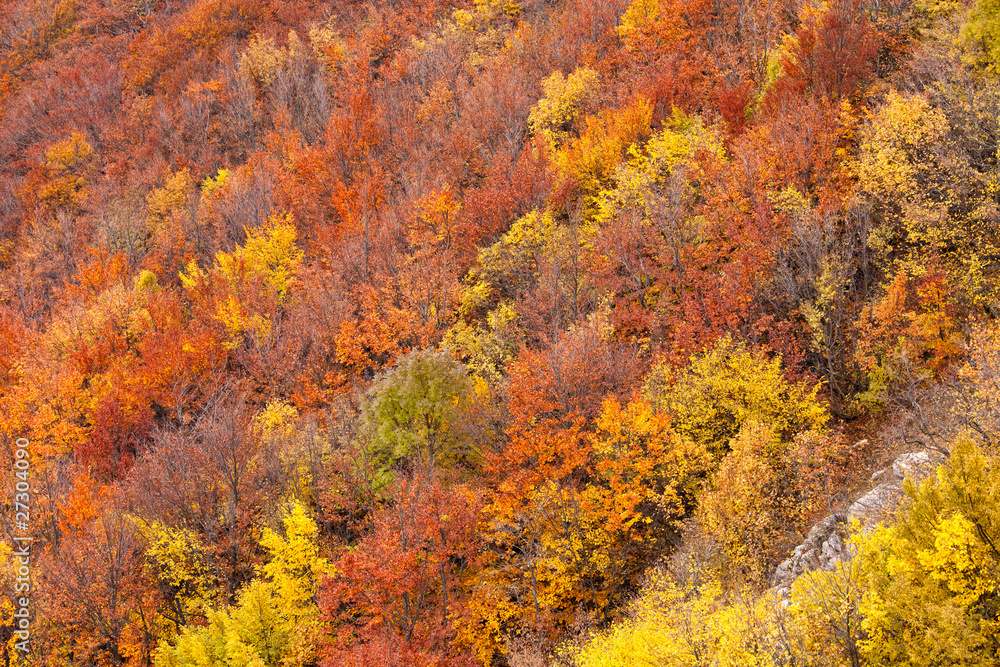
[{"xmin": 1, "ymin": 0, "xmax": 999, "ymax": 664}]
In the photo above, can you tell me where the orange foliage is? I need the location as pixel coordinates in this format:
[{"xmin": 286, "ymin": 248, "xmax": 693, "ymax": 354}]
[
  {"xmin": 123, "ymin": 0, "xmax": 265, "ymax": 94},
  {"xmin": 855, "ymin": 267, "xmax": 963, "ymax": 378},
  {"xmin": 322, "ymin": 475, "xmax": 481, "ymax": 667},
  {"xmin": 0, "ymin": 0, "xmax": 962, "ymax": 660}
]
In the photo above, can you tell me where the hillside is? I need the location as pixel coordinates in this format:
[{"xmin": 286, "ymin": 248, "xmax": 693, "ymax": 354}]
[{"xmin": 0, "ymin": 0, "xmax": 999, "ymax": 664}]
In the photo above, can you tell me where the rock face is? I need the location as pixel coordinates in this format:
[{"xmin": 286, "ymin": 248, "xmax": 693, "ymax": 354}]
[{"xmin": 772, "ymin": 449, "xmax": 944, "ymax": 597}]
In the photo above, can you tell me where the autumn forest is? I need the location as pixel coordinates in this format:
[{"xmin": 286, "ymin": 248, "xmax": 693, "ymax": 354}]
[{"xmin": 1, "ymin": 0, "xmax": 1000, "ymax": 663}]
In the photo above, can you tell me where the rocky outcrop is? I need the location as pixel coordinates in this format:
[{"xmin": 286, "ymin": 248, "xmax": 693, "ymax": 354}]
[{"xmin": 772, "ymin": 449, "xmax": 944, "ymax": 597}]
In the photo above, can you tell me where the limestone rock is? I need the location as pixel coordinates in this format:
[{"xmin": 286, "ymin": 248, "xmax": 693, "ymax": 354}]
[{"xmin": 771, "ymin": 448, "xmax": 943, "ymax": 594}]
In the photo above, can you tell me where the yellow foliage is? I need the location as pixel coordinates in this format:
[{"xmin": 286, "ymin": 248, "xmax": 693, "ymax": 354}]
[
  {"xmin": 916, "ymin": 512, "xmax": 994, "ymax": 607},
  {"xmin": 569, "ymin": 570, "xmax": 788, "ymax": 667},
  {"xmin": 147, "ymin": 169, "xmax": 195, "ymax": 227},
  {"xmin": 308, "ymin": 20, "xmax": 345, "ymax": 69},
  {"xmin": 553, "ymin": 97, "xmax": 654, "ymax": 205},
  {"xmin": 528, "ymin": 67, "xmax": 600, "ymax": 145},
  {"xmin": 453, "ymin": 561, "xmax": 521, "ymax": 663},
  {"xmin": 961, "ymin": 0, "xmax": 1000, "ymax": 73},
  {"xmin": 214, "ymin": 295, "xmax": 272, "ymax": 351},
  {"xmin": 591, "ymin": 109, "xmax": 723, "ymax": 305},
  {"xmin": 177, "ymin": 260, "xmax": 206, "ymax": 291},
  {"xmin": 0, "ymin": 538, "xmax": 29, "ymax": 665},
  {"xmin": 698, "ymin": 421, "xmax": 801, "ymax": 583},
  {"xmin": 474, "ymin": 0, "xmax": 521, "ymax": 16},
  {"xmin": 259, "ymin": 502, "xmax": 332, "ymax": 611},
  {"xmin": 788, "ymin": 552, "xmax": 865, "ymax": 667},
  {"xmin": 140, "ymin": 520, "xmax": 216, "ymax": 631},
  {"xmin": 44, "ymin": 131, "xmax": 93, "ymax": 172},
  {"xmin": 471, "ymin": 207, "xmax": 565, "ymax": 299},
  {"xmin": 200, "ymin": 168, "xmax": 230, "ymax": 199},
  {"xmin": 409, "ymin": 0, "xmax": 513, "ymax": 71},
  {"xmin": 218, "ymin": 213, "xmax": 303, "ymax": 300},
  {"xmin": 591, "ymin": 397, "xmax": 709, "ymax": 528},
  {"xmin": 617, "ymin": 0, "xmax": 661, "ymax": 54},
  {"xmin": 38, "ymin": 131, "xmax": 94, "ymax": 212},
  {"xmin": 912, "ymin": 0, "xmax": 963, "ymax": 21},
  {"xmin": 856, "ymin": 90, "xmax": 1000, "ymax": 307},
  {"xmin": 443, "ymin": 301, "xmax": 522, "ymax": 385},
  {"xmin": 855, "ymin": 91, "xmax": 947, "ymax": 205},
  {"xmin": 466, "ymin": 398, "xmax": 710, "ymax": 663},
  {"xmin": 238, "ymin": 31, "xmax": 303, "ymax": 84},
  {"xmin": 644, "ymin": 335, "xmax": 829, "ymax": 456},
  {"xmin": 489, "ymin": 207, "xmax": 555, "ymax": 257},
  {"xmin": 571, "ymin": 437, "xmax": 1000, "ymax": 667},
  {"xmin": 180, "ymin": 214, "xmax": 301, "ymax": 350},
  {"xmin": 856, "ymin": 436, "xmax": 1000, "ymax": 666},
  {"xmin": 135, "ymin": 269, "xmax": 160, "ymax": 292},
  {"xmin": 155, "ymin": 501, "xmax": 330, "ymax": 667},
  {"xmin": 254, "ymin": 399, "xmax": 298, "ymax": 435},
  {"xmin": 596, "ymin": 109, "xmax": 722, "ymax": 224}
]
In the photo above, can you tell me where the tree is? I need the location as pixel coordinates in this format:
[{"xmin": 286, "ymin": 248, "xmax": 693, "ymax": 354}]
[
  {"xmin": 588, "ymin": 110, "xmax": 725, "ymax": 339},
  {"xmin": 360, "ymin": 347, "xmax": 473, "ymax": 481},
  {"xmin": 962, "ymin": 0, "xmax": 1000, "ymax": 73},
  {"xmin": 128, "ymin": 393, "xmax": 283, "ymax": 599},
  {"xmin": 697, "ymin": 421, "xmax": 830, "ymax": 584},
  {"xmin": 568, "ymin": 568, "xmax": 793, "ymax": 667},
  {"xmin": 789, "ymin": 556, "xmax": 865, "ymax": 667},
  {"xmin": 643, "ymin": 335, "xmax": 829, "ymax": 457},
  {"xmin": 322, "ymin": 474, "xmax": 480, "ymax": 667},
  {"xmin": 460, "ymin": 388, "xmax": 703, "ymax": 661},
  {"xmin": 122, "ymin": 0, "xmax": 265, "ymax": 95},
  {"xmin": 140, "ymin": 520, "xmax": 217, "ymax": 635},
  {"xmin": 775, "ymin": 0, "xmax": 877, "ymax": 100},
  {"xmin": 528, "ymin": 67, "xmax": 600, "ymax": 150},
  {"xmin": 853, "ymin": 266, "xmax": 963, "ymax": 412},
  {"xmin": 586, "ymin": 397, "xmax": 710, "ymax": 605},
  {"xmin": 505, "ymin": 319, "xmax": 646, "ymax": 427},
  {"xmin": 154, "ymin": 500, "xmax": 331, "ymax": 667},
  {"xmin": 855, "ymin": 89, "xmax": 1000, "ymax": 312},
  {"xmin": 180, "ymin": 212, "xmax": 303, "ymax": 354},
  {"xmin": 398, "ymin": 187, "xmax": 463, "ymax": 334},
  {"xmin": 39, "ymin": 504, "xmax": 160, "ymax": 667},
  {"xmin": 856, "ymin": 436, "xmax": 1000, "ymax": 666}
]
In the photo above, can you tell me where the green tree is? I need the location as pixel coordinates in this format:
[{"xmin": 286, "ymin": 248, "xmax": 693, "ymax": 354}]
[{"xmin": 361, "ymin": 348, "xmax": 473, "ymax": 478}]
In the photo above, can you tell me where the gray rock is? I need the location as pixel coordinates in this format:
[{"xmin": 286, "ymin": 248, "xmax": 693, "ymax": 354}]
[
  {"xmin": 893, "ymin": 451, "xmax": 936, "ymax": 480},
  {"xmin": 772, "ymin": 449, "xmax": 943, "ymax": 594},
  {"xmin": 820, "ymin": 532, "xmax": 843, "ymax": 566}
]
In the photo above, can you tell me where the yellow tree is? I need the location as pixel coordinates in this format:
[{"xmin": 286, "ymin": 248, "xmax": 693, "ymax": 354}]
[
  {"xmin": 154, "ymin": 501, "xmax": 330, "ymax": 667},
  {"xmin": 856, "ymin": 436, "xmax": 1000, "ymax": 666},
  {"xmin": 643, "ymin": 335, "xmax": 828, "ymax": 458},
  {"xmin": 855, "ymin": 90, "xmax": 1000, "ymax": 310},
  {"xmin": 179, "ymin": 212, "xmax": 303, "ymax": 391}
]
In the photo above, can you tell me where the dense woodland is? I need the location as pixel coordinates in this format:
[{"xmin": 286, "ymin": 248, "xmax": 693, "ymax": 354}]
[{"xmin": 1, "ymin": 0, "xmax": 1000, "ymax": 663}]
